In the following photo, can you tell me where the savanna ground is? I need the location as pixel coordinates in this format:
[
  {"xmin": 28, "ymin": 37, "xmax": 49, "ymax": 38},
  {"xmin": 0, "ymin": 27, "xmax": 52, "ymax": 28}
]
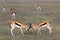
[{"xmin": 0, "ymin": 2, "xmax": 60, "ymax": 40}]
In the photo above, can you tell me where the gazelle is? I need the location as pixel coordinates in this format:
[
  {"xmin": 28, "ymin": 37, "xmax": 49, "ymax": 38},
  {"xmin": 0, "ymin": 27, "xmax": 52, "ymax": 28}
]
[
  {"xmin": 34, "ymin": 5, "xmax": 41, "ymax": 10},
  {"xmin": 1, "ymin": 4, "xmax": 5, "ymax": 12},
  {"xmin": 28, "ymin": 20, "xmax": 52, "ymax": 35},
  {"xmin": 10, "ymin": 8, "xmax": 16, "ymax": 20},
  {"xmin": 9, "ymin": 21, "xmax": 29, "ymax": 36}
]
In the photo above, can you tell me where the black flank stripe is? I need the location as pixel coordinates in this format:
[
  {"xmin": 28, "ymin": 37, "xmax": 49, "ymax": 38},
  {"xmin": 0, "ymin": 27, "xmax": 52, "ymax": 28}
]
[
  {"xmin": 40, "ymin": 23, "xmax": 46, "ymax": 26},
  {"xmin": 15, "ymin": 23, "xmax": 21, "ymax": 27}
]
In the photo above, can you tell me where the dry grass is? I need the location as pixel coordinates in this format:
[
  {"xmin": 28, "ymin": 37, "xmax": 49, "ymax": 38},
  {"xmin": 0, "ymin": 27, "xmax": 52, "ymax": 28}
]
[{"xmin": 0, "ymin": 3, "xmax": 60, "ymax": 40}]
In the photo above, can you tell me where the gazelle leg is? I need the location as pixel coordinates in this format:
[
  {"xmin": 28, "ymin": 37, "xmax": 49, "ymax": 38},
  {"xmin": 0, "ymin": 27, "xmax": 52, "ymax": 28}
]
[
  {"xmin": 12, "ymin": 14, "xmax": 15, "ymax": 20},
  {"xmin": 19, "ymin": 27, "xmax": 24, "ymax": 36},
  {"xmin": 13, "ymin": 14, "xmax": 16, "ymax": 19},
  {"xmin": 11, "ymin": 27, "xmax": 15, "ymax": 36},
  {"xmin": 47, "ymin": 26, "xmax": 52, "ymax": 35},
  {"xmin": 37, "ymin": 27, "xmax": 42, "ymax": 35}
]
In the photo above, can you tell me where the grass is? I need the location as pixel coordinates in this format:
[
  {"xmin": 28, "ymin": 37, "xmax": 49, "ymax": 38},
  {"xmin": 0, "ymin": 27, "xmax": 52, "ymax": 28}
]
[{"xmin": 0, "ymin": 3, "xmax": 60, "ymax": 40}]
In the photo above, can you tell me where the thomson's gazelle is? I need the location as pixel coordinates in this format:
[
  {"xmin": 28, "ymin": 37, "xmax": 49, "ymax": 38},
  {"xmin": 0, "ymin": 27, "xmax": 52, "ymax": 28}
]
[
  {"xmin": 10, "ymin": 8, "xmax": 16, "ymax": 20},
  {"xmin": 34, "ymin": 5, "xmax": 41, "ymax": 10},
  {"xmin": 31, "ymin": 20, "xmax": 52, "ymax": 35},
  {"xmin": 10, "ymin": 21, "xmax": 28, "ymax": 36}
]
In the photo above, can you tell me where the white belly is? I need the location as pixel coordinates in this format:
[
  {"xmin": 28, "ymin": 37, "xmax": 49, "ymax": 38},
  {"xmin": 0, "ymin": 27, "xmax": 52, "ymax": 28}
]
[
  {"xmin": 41, "ymin": 25, "xmax": 46, "ymax": 28},
  {"xmin": 15, "ymin": 25, "xmax": 20, "ymax": 28}
]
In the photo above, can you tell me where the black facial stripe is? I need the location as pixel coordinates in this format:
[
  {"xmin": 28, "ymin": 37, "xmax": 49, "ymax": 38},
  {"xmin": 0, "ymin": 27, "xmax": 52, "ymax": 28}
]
[
  {"xmin": 40, "ymin": 23, "xmax": 46, "ymax": 26},
  {"xmin": 15, "ymin": 23, "xmax": 21, "ymax": 27}
]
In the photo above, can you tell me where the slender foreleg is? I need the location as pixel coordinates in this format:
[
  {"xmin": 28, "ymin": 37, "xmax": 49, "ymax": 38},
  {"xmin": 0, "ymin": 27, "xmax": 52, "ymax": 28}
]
[{"xmin": 37, "ymin": 27, "xmax": 42, "ymax": 35}]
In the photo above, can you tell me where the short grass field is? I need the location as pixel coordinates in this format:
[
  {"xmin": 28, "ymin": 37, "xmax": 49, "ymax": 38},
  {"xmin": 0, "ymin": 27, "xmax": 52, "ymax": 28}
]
[{"xmin": 0, "ymin": 2, "xmax": 60, "ymax": 40}]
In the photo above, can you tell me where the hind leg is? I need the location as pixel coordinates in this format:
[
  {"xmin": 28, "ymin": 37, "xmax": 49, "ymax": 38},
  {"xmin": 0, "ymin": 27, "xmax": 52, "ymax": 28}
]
[
  {"xmin": 47, "ymin": 26, "xmax": 52, "ymax": 35},
  {"xmin": 11, "ymin": 24, "xmax": 15, "ymax": 36},
  {"xmin": 11, "ymin": 27, "xmax": 15, "ymax": 36}
]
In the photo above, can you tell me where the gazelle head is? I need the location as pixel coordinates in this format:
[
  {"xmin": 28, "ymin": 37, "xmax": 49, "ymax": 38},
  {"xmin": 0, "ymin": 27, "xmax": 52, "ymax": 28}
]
[
  {"xmin": 31, "ymin": 24, "xmax": 37, "ymax": 30},
  {"xmin": 27, "ymin": 23, "xmax": 37, "ymax": 32},
  {"xmin": 24, "ymin": 24, "xmax": 29, "ymax": 31}
]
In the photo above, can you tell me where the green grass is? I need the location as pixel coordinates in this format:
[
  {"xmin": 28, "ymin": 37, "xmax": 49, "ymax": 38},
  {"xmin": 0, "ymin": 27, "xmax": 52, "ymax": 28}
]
[{"xmin": 0, "ymin": 3, "xmax": 60, "ymax": 40}]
